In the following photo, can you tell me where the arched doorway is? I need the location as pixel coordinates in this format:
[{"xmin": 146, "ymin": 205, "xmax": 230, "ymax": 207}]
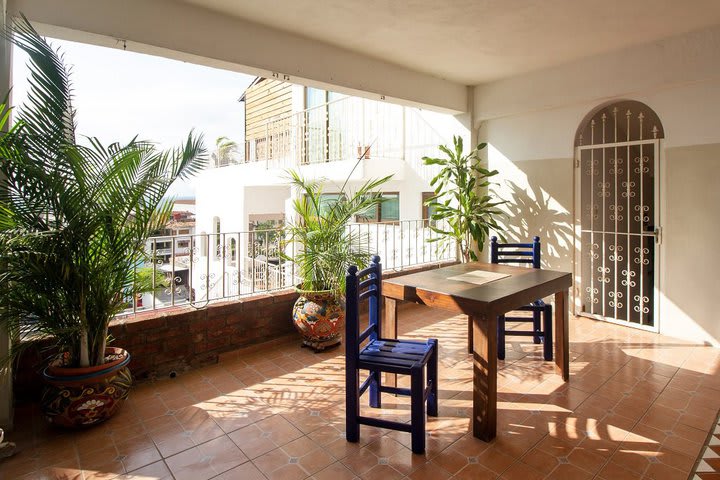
[{"xmin": 574, "ymin": 100, "xmax": 664, "ymax": 330}]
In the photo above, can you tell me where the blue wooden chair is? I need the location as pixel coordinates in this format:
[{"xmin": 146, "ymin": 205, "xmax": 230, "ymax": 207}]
[
  {"xmin": 491, "ymin": 236, "xmax": 553, "ymax": 361},
  {"xmin": 345, "ymin": 255, "xmax": 438, "ymax": 454}
]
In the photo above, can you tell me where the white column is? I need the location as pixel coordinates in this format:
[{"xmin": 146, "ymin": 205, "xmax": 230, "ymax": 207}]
[{"xmin": 0, "ymin": 0, "xmax": 14, "ymax": 430}]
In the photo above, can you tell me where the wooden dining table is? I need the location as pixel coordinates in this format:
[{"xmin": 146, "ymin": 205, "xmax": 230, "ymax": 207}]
[{"xmin": 381, "ymin": 262, "xmax": 572, "ymax": 441}]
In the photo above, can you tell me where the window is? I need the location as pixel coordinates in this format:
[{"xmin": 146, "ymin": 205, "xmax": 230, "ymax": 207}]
[
  {"xmin": 229, "ymin": 238, "xmax": 237, "ymax": 266},
  {"xmin": 422, "ymin": 192, "xmax": 438, "ymax": 221},
  {"xmin": 356, "ymin": 193, "xmax": 400, "ymax": 223},
  {"xmin": 304, "ymin": 87, "xmax": 345, "ymax": 163},
  {"xmin": 213, "ymin": 217, "xmax": 221, "ymax": 258},
  {"xmin": 155, "ymin": 240, "xmax": 172, "ymax": 250}
]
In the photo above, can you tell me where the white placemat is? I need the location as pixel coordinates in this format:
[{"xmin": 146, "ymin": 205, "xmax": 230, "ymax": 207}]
[{"xmin": 446, "ymin": 270, "xmax": 510, "ymax": 286}]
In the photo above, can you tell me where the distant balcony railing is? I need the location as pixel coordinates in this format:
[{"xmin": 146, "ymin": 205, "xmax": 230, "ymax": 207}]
[
  {"xmin": 210, "ymin": 96, "xmax": 447, "ymax": 178},
  {"xmin": 122, "ymin": 219, "xmax": 456, "ymax": 315}
]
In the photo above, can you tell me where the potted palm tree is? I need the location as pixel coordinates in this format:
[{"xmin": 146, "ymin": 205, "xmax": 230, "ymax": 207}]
[
  {"xmin": 423, "ymin": 136, "xmax": 505, "ymax": 262},
  {"xmin": 0, "ymin": 17, "xmax": 206, "ymax": 427},
  {"xmin": 286, "ymin": 170, "xmax": 391, "ymax": 350}
]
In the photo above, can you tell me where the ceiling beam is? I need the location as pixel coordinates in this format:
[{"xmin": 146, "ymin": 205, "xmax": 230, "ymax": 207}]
[{"xmin": 8, "ymin": 0, "xmax": 468, "ymax": 113}]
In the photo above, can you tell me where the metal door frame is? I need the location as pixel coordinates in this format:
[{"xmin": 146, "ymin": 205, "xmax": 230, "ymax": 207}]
[{"xmin": 573, "ymin": 139, "xmax": 661, "ymax": 333}]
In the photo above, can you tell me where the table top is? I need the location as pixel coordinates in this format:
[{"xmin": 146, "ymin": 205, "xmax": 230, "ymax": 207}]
[{"xmin": 382, "ymin": 262, "xmax": 572, "ymax": 316}]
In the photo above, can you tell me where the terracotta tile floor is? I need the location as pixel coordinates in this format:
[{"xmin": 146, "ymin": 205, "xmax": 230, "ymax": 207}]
[{"xmin": 2, "ymin": 303, "xmax": 720, "ymax": 480}]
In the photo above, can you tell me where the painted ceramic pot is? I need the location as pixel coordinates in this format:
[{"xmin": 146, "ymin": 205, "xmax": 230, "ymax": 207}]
[
  {"xmin": 293, "ymin": 289, "xmax": 345, "ymax": 351},
  {"xmin": 41, "ymin": 347, "xmax": 133, "ymax": 428}
]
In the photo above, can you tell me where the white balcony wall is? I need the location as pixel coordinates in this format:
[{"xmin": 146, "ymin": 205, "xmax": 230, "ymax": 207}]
[{"xmin": 475, "ymin": 25, "xmax": 720, "ymax": 346}]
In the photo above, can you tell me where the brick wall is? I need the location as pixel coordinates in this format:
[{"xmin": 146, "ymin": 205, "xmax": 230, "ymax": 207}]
[
  {"xmin": 13, "ymin": 261, "xmax": 454, "ymax": 404},
  {"xmin": 14, "ymin": 290, "xmax": 299, "ymax": 403},
  {"xmin": 111, "ymin": 290, "xmax": 299, "ymax": 381}
]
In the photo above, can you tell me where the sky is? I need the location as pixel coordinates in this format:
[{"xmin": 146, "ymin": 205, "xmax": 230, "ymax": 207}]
[{"xmin": 11, "ymin": 37, "xmax": 256, "ymax": 198}]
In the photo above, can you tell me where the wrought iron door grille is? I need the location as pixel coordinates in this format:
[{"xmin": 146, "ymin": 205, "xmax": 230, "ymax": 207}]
[{"xmin": 576, "ymin": 101, "xmax": 664, "ymax": 329}]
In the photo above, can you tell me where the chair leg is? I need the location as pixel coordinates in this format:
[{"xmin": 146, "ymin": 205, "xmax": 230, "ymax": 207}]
[
  {"xmin": 410, "ymin": 365, "xmax": 426, "ymax": 454},
  {"xmin": 497, "ymin": 315, "xmax": 506, "ymax": 360},
  {"xmin": 427, "ymin": 339, "xmax": 438, "ymax": 417},
  {"xmin": 346, "ymin": 364, "xmax": 360, "ymax": 443},
  {"xmin": 543, "ymin": 304, "xmax": 553, "ymax": 361},
  {"xmin": 532, "ymin": 307, "xmax": 542, "ymax": 344},
  {"xmin": 369, "ymin": 370, "xmax": 381, "ymax": 408}
]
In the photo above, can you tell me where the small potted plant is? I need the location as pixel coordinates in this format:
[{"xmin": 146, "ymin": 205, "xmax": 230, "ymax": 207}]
[
  {"xmin": 0, "ymin": 17, "xmax": 206, "ymax": 427},
  {"xmin": 285, "ymin": 170, "xmax": 391, "ymax": 350}
]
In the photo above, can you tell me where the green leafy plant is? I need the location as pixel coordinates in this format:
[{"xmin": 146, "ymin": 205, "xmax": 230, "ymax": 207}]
[
  {"xmin": 285, "ymin": 170, "xmax": 391, "ymax": 294},
  {"xmin": 0, "ymin": 17, "xmax": 206, "ymax": 368},
  {"xmin": 135, "ymin": 266, "xmax": 171, "ymax": 292},
  {"xmin": 423, "ymin": 136, "xmax": 505, "ymax": 262}
]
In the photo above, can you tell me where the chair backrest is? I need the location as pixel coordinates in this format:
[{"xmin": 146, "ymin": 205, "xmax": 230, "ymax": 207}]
[
  {"xmin": 490, "ymin": 236, "xmax": 541, "ymax": 269},
  {"xmin": 345, "ymin": 255, "xmax": 382, "ymax": 360}
]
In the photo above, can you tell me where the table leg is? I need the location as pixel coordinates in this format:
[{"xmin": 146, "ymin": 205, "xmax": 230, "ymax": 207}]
[
  {"xmin": 467, "ymin": 315, "xmax": 473, "ymax": 354},
  {"xmin": 383, "ymin": 297, "xmax": 398, "ymax": 388},
  {"xmin": 554, "ymin": 289, "xmax": 570, "ymax": 381},
  {"xmin": 471, "ymin": 314, "xmax": 497, "ymax": 441}
]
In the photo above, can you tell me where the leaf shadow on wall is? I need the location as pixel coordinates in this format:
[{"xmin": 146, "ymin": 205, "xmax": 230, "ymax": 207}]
[{"xmin": 497, "ymin": 180, "xmax": 575, "ymax": 270}]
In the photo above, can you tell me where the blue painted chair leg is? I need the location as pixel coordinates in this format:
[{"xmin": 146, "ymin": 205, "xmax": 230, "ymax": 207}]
[
  {"xmin": 410, "ymin": 366, "xmax": 426, "ymax": 454},
  {"xmin": 346, "ymin": 371, "xmax": 360, "ymax": 442},
  {"xmin": 497, "ymin": 315, "xmax": 506, "ymax": 360},
  {"xmin": 543, "ymin": 304, "xmax": 553, "ymax": 361},
  {"xmin": 427, "ymin": 340, "xmax": 439, "ymax": 417},
  {"xmin": 532, "ymin": 308, "xmax": 542, "ymax": 344},
  {"xmin": 369, "ymin": 370, "xmax": 381, "ymax": 408}
]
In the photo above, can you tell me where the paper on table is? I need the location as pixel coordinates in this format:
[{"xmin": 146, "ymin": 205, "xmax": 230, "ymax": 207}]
[{"xmin": 446, "ymin": 270, "xmax": 510, "ymax": 286}]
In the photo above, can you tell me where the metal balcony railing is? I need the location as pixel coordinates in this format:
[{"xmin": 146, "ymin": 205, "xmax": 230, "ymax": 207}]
[
  {"xmin": 210, "ymin": 96, "xmax": 447, "ymax": 177},
  {"xmin": 122, "ymin": 219, "xmax": 456, "ymax": 315}
]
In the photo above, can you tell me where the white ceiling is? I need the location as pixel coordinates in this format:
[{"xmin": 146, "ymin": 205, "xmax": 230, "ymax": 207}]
[{"xmin": 179, "ymin": 0, "xmax": 720, "ymax": 85}]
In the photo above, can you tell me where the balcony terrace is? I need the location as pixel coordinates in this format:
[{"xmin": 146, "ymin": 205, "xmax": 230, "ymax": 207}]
[
  {"xmin": 3, "ymin": 3, "xmax": 720, "ymax": 480},
  {"xmin": 208, "ymin": 95, "xmax": 446, "ymax": 186},
  {"xmin": 2, "ymin": 304, "xmax": 719, "ymax": 479}
]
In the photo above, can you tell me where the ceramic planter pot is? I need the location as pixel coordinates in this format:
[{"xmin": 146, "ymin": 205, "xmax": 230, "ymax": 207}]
[
  {"xmin": 41, "ymin": 347, "xmax": 133, "ymax": 428},
  {"xmin": 292, "ymin": 289, "xmax": 345, "ymax": 351}
]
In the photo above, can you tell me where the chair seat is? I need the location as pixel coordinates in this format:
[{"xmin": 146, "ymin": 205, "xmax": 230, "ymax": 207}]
[
  {"xmin": 359, "ymin": 339, "xmax": 434, "ymax": 374},
  {"xmin": 512, "ymin": 301, "xmax": 546, "ymax": 313}
]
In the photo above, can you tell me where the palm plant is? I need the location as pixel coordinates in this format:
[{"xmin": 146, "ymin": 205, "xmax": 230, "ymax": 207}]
[
  {"xmin": 0, "ymin": 17, "xmax": 206, "ymax": 368},
  {"xmin": 423, "ymin": 136, "xmax": 505, "ymax": 262},
  {"xmin": 285, "ymin": 170, "xmax": 391, "ymax": 293},
  {"xmin": 211, "ymin": 136, "xmax": 238, "ymax": 167}
]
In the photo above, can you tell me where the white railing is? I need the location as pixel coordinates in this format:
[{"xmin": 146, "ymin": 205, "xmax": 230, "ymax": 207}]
[
  {"xmin": 212, "ymin": 96, "xmax": 448, "ymax": 179},
  {"xmin": 122, "ymin": 219, "xmax": 456, "ymax": 315}
]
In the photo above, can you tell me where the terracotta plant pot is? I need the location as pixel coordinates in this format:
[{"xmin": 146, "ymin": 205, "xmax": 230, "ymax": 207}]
[
  {"xmin": 292, "ymin": 289, "xmax": 345, "ymax": 351},
  {"xmin": 41, "ymin": 347, "xmax": 133, "ymax": 428}
]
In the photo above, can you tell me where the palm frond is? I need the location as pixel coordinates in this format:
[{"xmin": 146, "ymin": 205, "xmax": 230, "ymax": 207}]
[{"xmin": 0, "ymin": 17, "xmax": 206, "ymax": 367}]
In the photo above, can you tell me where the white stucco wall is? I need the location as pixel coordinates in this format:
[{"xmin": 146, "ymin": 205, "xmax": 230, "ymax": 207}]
[{"xmin": 475, "ymin": 25, "xmax": 720, "ymax": 346}]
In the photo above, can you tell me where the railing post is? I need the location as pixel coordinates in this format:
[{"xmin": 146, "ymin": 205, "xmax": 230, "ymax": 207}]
[
  {"xmin": 189, "ymin": 235, "xmax": 194, "ymax": 305},
  {"xmin": 237, "ymin": 232, "xmax": 241, "ymax": 298},
  {"xmin": 171, "ymin": 237, "xmax": 176, "ymax": 306},
  {"xmin": 251, "ymin": 232, "xmax": 256, "ymax": 294},
  {"xmin": 221, "ymin": 233, "xmax": 226, "ymax": 299},
  {"xmin": 151, "ymin": 238, "xmax": 157, "ymax": 310},
  {"xmin": 264, "ymin": 230, "xmax": 270, "ymax": 290},
  {"xmin": 206, "ymin": 232, "xmax": 211, "ymax": 301},
  {"xmin": 265, "ymin": 123, "xmax": 269, "ymax": 170}
]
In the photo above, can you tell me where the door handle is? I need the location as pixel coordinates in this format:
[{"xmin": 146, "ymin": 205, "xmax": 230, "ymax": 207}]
[{"xmin": 653, "ymin": 226, "xmax": 662, "ymax": 245}]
